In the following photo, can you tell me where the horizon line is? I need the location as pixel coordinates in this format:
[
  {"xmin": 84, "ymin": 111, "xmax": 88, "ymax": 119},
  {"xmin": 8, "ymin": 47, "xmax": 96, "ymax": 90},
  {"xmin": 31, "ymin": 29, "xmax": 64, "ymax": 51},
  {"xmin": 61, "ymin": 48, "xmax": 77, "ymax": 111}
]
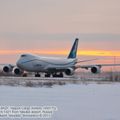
[{"xmin": 0, "ymin": 50, "xmax": 119, "ymax": 57}]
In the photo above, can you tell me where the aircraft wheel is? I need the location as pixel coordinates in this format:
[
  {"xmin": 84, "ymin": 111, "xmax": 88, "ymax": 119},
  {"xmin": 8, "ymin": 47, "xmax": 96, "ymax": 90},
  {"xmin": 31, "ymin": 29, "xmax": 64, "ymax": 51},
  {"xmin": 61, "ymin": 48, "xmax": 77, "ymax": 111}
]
[
  {"xmin": 22, "ymin": 73, "xmax": 27, "ymax": 77},
  {"xmin": 52, "ymin": 73, "xmax": 63, "ymax": 78},
  {"xmin": 59, "ymin": 72, "xmax": 63, "ymax": 77},
  {"xmin": 52, "ymin": 74, "xmax": 57, "ymax": 77},
  {"xmin": 35, "ymin": 73, "xmax": 41, "ymax": 77},
  {"xmin": 45, "ymin": 73, "xmax": 50, "ymax": 77}
]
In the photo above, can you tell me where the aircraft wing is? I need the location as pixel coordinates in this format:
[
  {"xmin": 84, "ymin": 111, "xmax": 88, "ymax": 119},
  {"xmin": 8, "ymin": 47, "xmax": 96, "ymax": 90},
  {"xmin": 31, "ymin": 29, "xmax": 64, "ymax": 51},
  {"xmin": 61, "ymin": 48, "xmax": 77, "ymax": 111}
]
[
  {"xmin": 76, "ymin": 58, "xmax": 98, "ymax": 63},
  {"xmin": 0, "ymin": 64, "xmax": 15, "ymax": 68},
  {"xmin": 75, "ymin": 64, "xmax": 120, "ymax": 69}
]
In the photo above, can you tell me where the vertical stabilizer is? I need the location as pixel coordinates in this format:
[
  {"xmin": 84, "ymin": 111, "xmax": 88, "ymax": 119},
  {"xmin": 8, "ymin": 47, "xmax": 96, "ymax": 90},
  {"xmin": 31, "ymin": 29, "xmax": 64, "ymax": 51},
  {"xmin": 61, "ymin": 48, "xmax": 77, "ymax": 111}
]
[{"xmin": 68, "ymin": 38, "xmax": 79, "ymax": 59}]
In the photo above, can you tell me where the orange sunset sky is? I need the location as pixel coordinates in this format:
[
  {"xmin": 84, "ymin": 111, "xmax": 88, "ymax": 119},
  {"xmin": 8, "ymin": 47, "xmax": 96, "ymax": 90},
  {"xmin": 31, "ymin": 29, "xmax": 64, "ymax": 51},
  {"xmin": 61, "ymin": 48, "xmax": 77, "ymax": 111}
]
[
  {"xmin": 0, "ymin": 0, "xmax": 120, "ymax": 65},
  {"xmin": 0, "ymin": 49, "xmax": 120, "ymax": 57}
]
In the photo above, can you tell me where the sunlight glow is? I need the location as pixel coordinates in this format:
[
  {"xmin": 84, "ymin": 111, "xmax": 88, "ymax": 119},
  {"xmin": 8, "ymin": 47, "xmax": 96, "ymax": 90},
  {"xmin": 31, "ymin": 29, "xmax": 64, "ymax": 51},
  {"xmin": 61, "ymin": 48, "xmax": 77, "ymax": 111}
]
[{"xmin": 0, "ymin": 50, "xmax": 120, "ymax": 57}]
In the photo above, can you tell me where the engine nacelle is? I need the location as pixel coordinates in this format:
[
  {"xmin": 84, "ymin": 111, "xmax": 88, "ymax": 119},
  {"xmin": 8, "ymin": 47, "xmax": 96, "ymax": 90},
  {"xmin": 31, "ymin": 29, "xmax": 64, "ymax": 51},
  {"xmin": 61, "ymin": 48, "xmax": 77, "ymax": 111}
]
[
  {"xmin": 3, "ymin": 65, "xmax": 13, "ymax": 73},
  {"xmin": 65, "ymin": 68, "xmax": 74, "ymax": 76},
  {"xmin": 13, "ymin": 67, "xmax": 23, "ymax": 76},
  {"xmin": 91, "ymin": 66, "xmax": 101, "ymax": 74}
]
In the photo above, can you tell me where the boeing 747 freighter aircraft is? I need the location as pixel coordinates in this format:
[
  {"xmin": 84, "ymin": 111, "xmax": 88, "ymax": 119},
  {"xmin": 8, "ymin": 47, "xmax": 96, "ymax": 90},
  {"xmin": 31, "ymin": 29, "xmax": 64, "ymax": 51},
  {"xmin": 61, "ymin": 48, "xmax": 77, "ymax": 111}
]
[
  {"xmin": 16, "ymin": 39, "xmax": 79, "ymax": 77},
  {"xmin": 14, "ymin": 38, "xmax": 120, "ymax": 77}
]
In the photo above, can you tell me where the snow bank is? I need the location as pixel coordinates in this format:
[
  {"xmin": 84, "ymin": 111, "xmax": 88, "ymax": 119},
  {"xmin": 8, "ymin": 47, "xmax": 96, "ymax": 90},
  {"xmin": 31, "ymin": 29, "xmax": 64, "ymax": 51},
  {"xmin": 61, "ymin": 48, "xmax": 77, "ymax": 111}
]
[{"xmin": 0, "ymin": 84, "xmax": 120, "ymax": 120}]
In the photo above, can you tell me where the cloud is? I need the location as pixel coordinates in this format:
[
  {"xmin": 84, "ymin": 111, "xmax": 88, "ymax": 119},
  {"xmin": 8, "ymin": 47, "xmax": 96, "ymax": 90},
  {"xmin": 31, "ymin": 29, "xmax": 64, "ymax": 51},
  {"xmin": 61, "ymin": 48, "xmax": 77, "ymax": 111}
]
[
  {"xmin": 0, "ymin": 32, "xmax": 120, "ymax": 50},
  {"xmin": 0, "ymin": 0, "xmax": 120, "ymax": 34}
]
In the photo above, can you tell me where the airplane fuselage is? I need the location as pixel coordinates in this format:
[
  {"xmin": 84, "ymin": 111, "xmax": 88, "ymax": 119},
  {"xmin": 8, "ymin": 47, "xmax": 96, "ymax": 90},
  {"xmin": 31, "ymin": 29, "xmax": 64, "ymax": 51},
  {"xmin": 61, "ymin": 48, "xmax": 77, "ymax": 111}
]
[{"xmin": 17, "ymin": 54, "xmax": 76, "ymax": 73}]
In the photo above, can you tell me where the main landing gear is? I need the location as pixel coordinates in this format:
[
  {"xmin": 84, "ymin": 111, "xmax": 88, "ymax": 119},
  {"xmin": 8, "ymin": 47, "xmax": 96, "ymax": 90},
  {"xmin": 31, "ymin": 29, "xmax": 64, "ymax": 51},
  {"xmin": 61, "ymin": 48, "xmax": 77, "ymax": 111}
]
[
  {"xmin": 35, "ymin": 72, "xmax": 64, "ymax": 77},
  {"xmin": 45, "ymin": 73, "xmax": 51, "ymax": 77},
  {"xmin": 44, "ymin": 72, "xmax": 64, "ymax": 78},
  {"xmin": 52, "ymin": 72, "xmax": 63, "ymax": 78},
  {"xmin": 35, "ymin": 73, "xmax": 41, "ymax": 77}
]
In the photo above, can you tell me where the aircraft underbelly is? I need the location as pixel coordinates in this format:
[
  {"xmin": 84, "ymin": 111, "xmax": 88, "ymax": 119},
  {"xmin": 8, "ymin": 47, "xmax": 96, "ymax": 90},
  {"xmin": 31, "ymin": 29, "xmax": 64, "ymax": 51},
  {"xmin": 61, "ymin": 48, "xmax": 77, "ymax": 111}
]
[{"xmin": 20, "ymin": 58, "xmax": 75, "ymax": 72}]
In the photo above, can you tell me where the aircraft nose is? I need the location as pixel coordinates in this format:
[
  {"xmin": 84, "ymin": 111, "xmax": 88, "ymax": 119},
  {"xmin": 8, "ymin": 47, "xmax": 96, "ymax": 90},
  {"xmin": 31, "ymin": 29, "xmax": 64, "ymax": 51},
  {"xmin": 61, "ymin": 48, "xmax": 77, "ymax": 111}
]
[{"xmin": 16, "ymin": 59, "xmax": 22, "ymax": 68}]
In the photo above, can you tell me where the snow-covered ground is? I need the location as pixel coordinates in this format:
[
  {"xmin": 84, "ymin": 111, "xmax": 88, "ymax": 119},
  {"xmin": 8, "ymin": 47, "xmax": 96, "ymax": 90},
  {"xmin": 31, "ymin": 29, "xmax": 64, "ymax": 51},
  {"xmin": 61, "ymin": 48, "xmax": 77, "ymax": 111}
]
[{"xmin": 0, "ymin": 83, "xmax": 120, "ymax": 120}]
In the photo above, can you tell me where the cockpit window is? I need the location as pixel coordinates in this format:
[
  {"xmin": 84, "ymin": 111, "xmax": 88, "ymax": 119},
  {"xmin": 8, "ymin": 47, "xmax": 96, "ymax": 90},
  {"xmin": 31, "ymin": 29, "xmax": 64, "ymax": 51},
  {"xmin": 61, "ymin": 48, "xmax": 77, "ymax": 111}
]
[{"xmin": 21, "ymin": 54, "xmax": 27, "ymax": 57}]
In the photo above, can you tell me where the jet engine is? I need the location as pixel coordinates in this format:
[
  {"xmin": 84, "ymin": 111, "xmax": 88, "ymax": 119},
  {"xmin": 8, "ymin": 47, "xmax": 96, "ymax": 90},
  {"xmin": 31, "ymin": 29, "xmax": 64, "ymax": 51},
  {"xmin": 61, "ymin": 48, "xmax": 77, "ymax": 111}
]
[
  {"xmin": 3, "ymin": 65, "xmax": 13, "ymax": 73},
  {"xmin": 65, "ymin": 68, "xmax": 74, "ymax": 75},
  {"xmin": 13, "ymin": 67, "xmax": 23, "ymax": 76},
  {"xmin": 91, "ymin": 66, "xmax": 101, "ymax": 74}
]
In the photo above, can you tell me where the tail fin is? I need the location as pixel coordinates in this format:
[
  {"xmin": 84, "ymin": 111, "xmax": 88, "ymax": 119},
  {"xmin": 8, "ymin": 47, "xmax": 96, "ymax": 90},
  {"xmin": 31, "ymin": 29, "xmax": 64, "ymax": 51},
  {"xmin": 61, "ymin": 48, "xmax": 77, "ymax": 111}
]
[{"xmin": 68, "ymin": 38, "xmax": 79, "ymax": 59}]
